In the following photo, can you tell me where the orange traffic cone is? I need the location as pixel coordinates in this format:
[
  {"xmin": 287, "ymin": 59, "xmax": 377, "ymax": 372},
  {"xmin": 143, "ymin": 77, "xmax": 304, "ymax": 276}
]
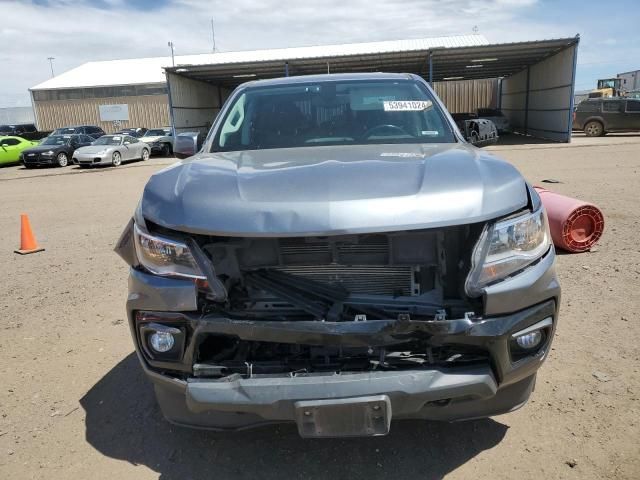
[{"xmin": 14, "ymin": 214, "xmax": 45, "ymax": 255}]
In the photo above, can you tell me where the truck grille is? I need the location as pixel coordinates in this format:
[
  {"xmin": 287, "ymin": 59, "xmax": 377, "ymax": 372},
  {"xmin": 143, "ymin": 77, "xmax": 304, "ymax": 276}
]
[
  {"xmin": 278, "ymin": 235, "xmax": 389, "ymax": 265},
  {"xmin": 197, "ymin": 230, "xmax": 440, "ymax": 299},
  {"xmin": 273, "ymin": 265, "xmax": 415, "ymax": 296},
  {"xmin": 274, "ymin": 236, "xmax": 412, "ymax": 295}
]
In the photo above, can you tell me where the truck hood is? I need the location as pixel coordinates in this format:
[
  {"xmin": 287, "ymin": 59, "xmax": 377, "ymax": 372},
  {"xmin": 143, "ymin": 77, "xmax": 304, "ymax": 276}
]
[
  {"xmin": 23, "ymin": 144, "xmax": 65, "ymax": 153},
  {"xmin": 75, "ymin": 145, "xmax": 115, "ymax": 154},
  {"xmin": 140, "ymin": 143, "xmax": 528, "ymax": 236}
]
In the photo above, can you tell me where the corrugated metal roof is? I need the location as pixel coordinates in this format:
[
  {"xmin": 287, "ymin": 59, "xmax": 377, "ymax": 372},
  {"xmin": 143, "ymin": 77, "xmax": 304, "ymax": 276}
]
[
  {"xmin": 429, "ymin": 36, "xmax": 579, "ymax": 80},
  {"xmin": 166, "ymin": 36, "xmax": 579, "ymax": 87},
  {"xmin": 31, "ymin": 35, "xmax": 488, "ymax": 90},
  {"xmin": 172, "ymin": 35, "xmax": 489, "ymax": 67}
]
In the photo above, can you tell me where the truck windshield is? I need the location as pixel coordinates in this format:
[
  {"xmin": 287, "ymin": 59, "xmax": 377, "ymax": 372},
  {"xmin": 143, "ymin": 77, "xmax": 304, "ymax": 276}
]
[
  {"xmin": 145, "ymin": 129, "xmax": 169, "ymax": 136},
  {"xmin": 41, "ymin": 135, "xmax": 71, "ymax": 146},
  {"xmin": 213, "ymin": 79, "xmax": 455, "ymax": 152},
  {"xmin": 53, "ymin": 128, "xmax": 79, "ymax": 135},
  {"xmin": 92, "ymin": 136, "xmax": 122, "ymax": 146}
]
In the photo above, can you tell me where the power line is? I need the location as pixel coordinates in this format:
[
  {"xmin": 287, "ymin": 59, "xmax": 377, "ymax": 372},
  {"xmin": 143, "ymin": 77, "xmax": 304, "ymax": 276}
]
[
  {"xmin": 211, "ymin": 17, "xmax": 216, "ymax": 53},
  {"xmin": 47, "ymin": 57, "xmax": 55, "ymax": 77},
  {"xmin": 167, "ymin": 41, "xmax": 175, "ymax": 66}
]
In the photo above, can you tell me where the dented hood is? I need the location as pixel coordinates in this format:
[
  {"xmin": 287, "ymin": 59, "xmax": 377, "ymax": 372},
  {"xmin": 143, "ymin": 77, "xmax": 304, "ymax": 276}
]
[{"xmin": 140, "ymin": 143, "xmax": 528, "ymax": 236}]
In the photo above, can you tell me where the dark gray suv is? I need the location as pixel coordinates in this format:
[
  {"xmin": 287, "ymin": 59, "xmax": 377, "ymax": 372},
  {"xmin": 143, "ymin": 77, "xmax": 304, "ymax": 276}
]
[
  {"xmin": 574, "ymin": 98, "xmax": 640, "ymax": 136},
  {"xmin": 116, "ymin": 73, "xmax": 560, "ymax": 437}
]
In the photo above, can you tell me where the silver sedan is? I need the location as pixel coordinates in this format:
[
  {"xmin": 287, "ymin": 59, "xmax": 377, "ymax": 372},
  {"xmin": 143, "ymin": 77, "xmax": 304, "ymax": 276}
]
[{"xmin": 72, "ymin": 134, "xmax": 150, "ymax": 167}]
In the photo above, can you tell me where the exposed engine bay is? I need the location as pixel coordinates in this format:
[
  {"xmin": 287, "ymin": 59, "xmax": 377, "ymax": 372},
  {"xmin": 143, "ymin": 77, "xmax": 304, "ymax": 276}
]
[
  {"xmin": 139, "ymin": 222, "xmax": 488, "ymax": 378},
  {"xmin": 157, "ymin": 223, "xmax": 486, "ymax": 322}
]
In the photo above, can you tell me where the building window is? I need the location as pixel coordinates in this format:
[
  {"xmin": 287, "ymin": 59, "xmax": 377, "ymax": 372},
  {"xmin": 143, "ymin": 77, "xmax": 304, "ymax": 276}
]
[
  {"xmin": 56, "ymin": 89, "xmax": 84, "ymax": 100},
  {"xmin": 135, "ymin": 84, "xmax": 168, "ymax": 96},
  {"xmin": 113, "ymin": 85, "xmax": 137, "ymax": 97},
  {"xmin": 33, "ymin": 83, "xmax": 167, "ymax": 102}
]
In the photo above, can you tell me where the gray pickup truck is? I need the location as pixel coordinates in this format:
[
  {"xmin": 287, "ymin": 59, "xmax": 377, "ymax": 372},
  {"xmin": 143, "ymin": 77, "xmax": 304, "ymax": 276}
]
[{"xmin": 116, "ymin": 73, "xmax": 559, "ymax": 438}]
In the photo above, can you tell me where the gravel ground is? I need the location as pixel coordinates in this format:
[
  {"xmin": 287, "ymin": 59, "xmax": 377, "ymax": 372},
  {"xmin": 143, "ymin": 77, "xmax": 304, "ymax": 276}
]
[{"xmin": 0, "ymin": 137, "xmax": 638, "ymax": 480}]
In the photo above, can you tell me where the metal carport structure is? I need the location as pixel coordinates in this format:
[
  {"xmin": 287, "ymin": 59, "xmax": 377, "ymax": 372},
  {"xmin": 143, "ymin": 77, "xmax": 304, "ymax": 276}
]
[{"xmin": 164, "ymin": 35, "xmax": 579, "ymax": 142}]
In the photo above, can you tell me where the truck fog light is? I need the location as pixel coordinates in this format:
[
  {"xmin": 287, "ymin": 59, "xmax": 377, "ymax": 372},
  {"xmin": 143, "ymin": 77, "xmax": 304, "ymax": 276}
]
[
  {"xmin": 515, "ymin": 331, "xmax": 542, "ymax": 349},
  {"xmin": 149, "ymin": 331, "xmax": 175, "ymax": 352},
  {"xmin": 511, "ymin": 317, "xmax": 553, "ymax": 357}
]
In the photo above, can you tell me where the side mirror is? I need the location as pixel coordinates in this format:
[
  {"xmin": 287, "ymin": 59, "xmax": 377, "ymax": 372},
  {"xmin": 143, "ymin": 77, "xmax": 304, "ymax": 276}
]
[
  {"xmin": 463, "ymin": 119, "xmax": 499, "ymax": 147},
  {"xmin": 174, "ymin": 132, "xmax": 203, "ymax": 159}
]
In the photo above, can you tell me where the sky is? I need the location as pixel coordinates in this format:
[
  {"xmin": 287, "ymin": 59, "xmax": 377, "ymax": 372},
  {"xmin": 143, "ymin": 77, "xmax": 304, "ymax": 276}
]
[{"xmin": 1, "ymin": 0, "xmax": 638, "ymax": 108}]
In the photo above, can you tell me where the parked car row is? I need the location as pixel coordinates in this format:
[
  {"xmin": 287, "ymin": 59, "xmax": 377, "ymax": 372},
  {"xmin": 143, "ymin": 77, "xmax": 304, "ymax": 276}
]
[
  {"xmin": 20, "ymin": 134, "xmax": 94, "ymax": 167},
  {"xmin": 0, "ymin": 125, "xmax": 175, "ymax": 169},
  {"xmin": 23, "ymin": 134, "xmax": 150, "ymax": 168}
]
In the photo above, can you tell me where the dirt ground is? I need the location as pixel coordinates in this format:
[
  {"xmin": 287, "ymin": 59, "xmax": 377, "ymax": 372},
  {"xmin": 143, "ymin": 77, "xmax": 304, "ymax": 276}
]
[{"xmin": 0, "ymin": 135, "xmax": 638, "ymax": 480}]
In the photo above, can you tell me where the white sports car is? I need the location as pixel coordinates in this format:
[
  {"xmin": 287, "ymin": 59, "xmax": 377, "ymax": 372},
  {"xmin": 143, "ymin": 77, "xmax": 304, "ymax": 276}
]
[
  {"xmin": 73, "ymin": 134, "xmax": 150, "ymax": 167},
  {"xmin": 140, "ymin": 128, "xmax": 174, "ymax": 156}
]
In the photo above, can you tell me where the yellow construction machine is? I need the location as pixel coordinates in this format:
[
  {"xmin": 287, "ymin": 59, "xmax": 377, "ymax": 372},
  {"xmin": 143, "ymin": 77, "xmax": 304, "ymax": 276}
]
[{"xmin": 588, "ymin": 78, "xmax": 623, "ymax": 98}]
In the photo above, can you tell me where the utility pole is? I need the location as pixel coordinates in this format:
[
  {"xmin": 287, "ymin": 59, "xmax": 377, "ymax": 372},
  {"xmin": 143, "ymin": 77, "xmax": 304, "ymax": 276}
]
[
  {"xmin": 47, "ymin": 57, "xmax": 55, "ymax": 77},
  {"xmin": 211, "ymin": 18, "xmax": 216, "ymax": 53},
  {"xmin": 167, "ymin": 41, "xmax": 175, "ymax": 67}
]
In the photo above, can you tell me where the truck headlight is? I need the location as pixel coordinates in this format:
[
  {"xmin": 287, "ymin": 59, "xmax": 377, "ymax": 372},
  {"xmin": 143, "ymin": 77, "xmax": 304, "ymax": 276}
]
[
  {"xmin": 466, "ymin": 207, "xmax": 551, "ymax": 296},
  {"xmin": 133, "ymin": 224, "xmax": 205, "ymax": 279}
]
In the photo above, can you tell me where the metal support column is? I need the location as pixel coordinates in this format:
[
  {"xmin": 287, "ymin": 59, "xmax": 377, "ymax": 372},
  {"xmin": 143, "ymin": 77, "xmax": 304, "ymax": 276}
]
[
  {"xmin": 428, "ymin": 52, "xmax": 433, "ymax": 86},
  {"xmin": 165, "ymin": 72, "xmax": 177, "ymax": 135},
  {"xmin": 29, "ymin": 90, "xmax": 40, "ymax": 131},
  {"xmin": 285, "ymin": 62, "xmax": 289, "ymax": 77},
  {"xmin": 524, "ymin": 67, "xmax": 530, "ymax": 136},
  {"xmin": 566, "ymin": 38, "xmax": 580, "ymax": 143}
]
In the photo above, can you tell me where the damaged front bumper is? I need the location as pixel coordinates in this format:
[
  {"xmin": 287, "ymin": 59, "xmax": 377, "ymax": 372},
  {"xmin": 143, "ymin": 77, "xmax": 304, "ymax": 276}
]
[{"xmin": 127, "ymin": 267, "xmax": 558, "ymax": 435}]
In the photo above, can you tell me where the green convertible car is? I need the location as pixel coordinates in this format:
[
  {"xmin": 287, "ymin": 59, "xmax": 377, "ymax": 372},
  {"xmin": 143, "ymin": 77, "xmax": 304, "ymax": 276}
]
[{"xmin": 0, "ymin": 136, "xmax": 40, "ymax": 166}]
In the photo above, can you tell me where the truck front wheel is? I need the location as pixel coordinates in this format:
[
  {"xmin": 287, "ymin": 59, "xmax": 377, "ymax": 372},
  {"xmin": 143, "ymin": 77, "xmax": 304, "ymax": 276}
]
[{"xmin": 584, "ymin": 121, "xmax": 604, "ymax": 137}]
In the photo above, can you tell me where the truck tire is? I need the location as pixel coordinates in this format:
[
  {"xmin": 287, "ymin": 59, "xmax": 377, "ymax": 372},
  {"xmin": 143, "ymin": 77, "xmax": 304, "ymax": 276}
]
[
  {"xmin": 584, "ymin": 121, "xmax": 604, "ymax": 137},
  {"xmin": 56, "ymin": 152, "xmax": 69, "ymax": 167}
]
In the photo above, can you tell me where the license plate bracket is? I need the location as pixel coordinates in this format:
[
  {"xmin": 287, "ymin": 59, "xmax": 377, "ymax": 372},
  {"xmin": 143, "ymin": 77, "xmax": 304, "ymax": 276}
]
[{"xmin": 294, "ymin": 395, "xmax": 391, "ymax": 438}]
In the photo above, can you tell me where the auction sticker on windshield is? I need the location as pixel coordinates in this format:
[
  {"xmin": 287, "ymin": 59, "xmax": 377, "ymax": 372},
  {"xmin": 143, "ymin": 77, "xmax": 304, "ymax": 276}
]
[{"xmin": 383, "ymin": 100, "xmax": 433, "ymax": 111}]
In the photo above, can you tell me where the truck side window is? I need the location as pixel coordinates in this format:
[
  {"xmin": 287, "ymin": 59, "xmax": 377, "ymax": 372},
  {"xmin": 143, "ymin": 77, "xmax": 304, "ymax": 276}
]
[
  {"xmin": 603, "ymin": 101, "xmax": 622, "ymax": 112},
  {"xmin": 626, "ymin": 101, "xmax": 640, "ymax": 112}
]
